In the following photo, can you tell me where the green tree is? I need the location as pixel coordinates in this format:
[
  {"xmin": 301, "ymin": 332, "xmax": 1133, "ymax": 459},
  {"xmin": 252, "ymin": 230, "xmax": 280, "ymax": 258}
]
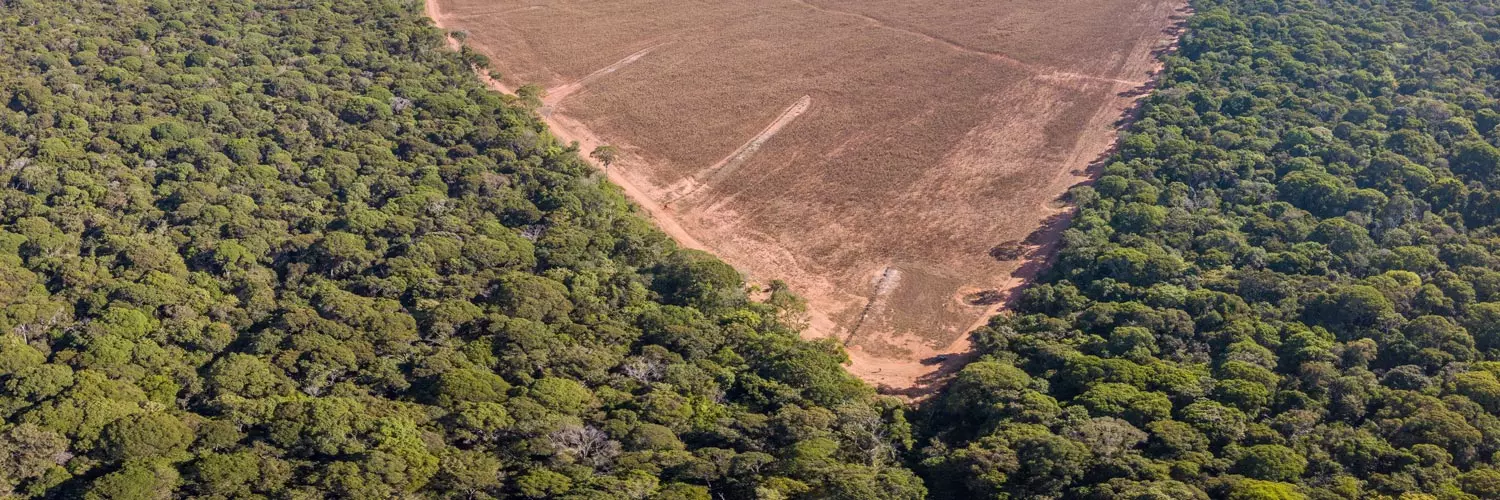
[
  {"xmin": 590, "ymin": 144, "xmax": 621, "ymax": 172},
  {"xmin": 99, "ymin": 413, "xmax": 193, "ymax": 462},
  {"xmin": 1235, "ymin": 445, "xmax": 1308, "ymax": 482}
]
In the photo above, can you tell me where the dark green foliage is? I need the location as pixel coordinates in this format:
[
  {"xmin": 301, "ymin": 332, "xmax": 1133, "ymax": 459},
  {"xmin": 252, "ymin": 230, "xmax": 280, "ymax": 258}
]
[
  {"xmin": 919, "ymin": 0, "xmax": 1500, "ymax": 498},
  {"xmin": 10, "ymin": 0, "xmax": 1500, "ymax": 496},
  {"xmin": 100, "ymin": 412, "xmax": 193, "ymax": 461},
  {"xmin": 0, "ymin": 0, "xmax": 919, "ymax": 497},
  {"xmin": 651, "ymin": 249, "xmax": 746, "ymax": 311}
]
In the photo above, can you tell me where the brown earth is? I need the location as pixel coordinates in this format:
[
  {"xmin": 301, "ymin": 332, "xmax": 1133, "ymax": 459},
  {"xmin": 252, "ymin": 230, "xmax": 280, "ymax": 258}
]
[{"xmin": 427, "ymin": 0, "xmax": 1189, "ymax": 396}]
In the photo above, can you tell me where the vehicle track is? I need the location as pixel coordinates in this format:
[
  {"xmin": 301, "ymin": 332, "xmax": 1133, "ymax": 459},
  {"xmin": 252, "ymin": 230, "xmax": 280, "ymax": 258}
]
[
  {"xmin": 663, "ymin": 95, "xmax": 812, "ymax": 205},
  {"xmin": 445, "ymin": 5, "xmax": 544, "ymax": 21},
  {"xmin": 842, "ymin": 266, "xmax": 902, "ymax": 345},
  {"xmin": 544, "ymin": 44, "xmax": 665, "ymax": 105},
  {"xmin": 791, "ymin": 0, "xmax": 1145, "ymax": 90},
  {"xmin": 788, "ymin": 0, "xmax": 1028, "ymax": 68}
]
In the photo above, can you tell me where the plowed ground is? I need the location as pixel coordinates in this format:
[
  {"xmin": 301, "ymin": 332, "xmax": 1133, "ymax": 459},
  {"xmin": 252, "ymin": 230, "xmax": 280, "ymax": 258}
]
[{"xmin": 429, "ymin": 0, "xmax": 1188, "ymax": 394}]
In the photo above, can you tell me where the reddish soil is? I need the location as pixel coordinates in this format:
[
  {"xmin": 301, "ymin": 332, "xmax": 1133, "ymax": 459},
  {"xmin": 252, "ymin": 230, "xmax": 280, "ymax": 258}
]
[{"xmin": 426, "ymin": 0, "xmax": 1189, "ymax": 396}]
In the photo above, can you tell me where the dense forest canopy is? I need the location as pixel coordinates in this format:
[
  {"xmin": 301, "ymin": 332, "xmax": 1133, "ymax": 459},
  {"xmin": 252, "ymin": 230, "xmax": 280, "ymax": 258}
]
[
  {"xmin": 0, "ymin": 0, "xmax": 925, "ymax": 498},
  {"xmin": 918, "ymin": 0, "xmax": 1500, "ymax": 498},
  {"xmin": 7, "ymin": 0, "xmax": 1500, "ymax": 498}
]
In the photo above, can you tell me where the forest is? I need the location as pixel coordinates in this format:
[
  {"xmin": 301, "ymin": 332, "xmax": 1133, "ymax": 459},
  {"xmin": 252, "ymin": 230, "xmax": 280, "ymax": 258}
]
[
  {"xmin": 918, "ymin": 0, "xmax": 1500, "ymax": 498},
  {"xmin": 2, "ymin": 0, "xmax": 1500, "ymax": 498}
]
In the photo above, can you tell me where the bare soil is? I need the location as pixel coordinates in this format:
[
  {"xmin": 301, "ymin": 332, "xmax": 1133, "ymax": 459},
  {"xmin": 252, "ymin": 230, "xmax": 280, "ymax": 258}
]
[{"xmin": 427, "ymin": 0, "xmax": 1189, "ymax": 397}]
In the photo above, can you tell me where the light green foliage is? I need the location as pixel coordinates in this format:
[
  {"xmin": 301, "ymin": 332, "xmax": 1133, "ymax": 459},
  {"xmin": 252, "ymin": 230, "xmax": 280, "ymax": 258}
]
[
  {"xmin": 84, "ymin": 462, "xmax": 180, "ymax": 500},
  {"xmin": 0, "ymin": 424, "xmax": 69, "ymax": 491},
  {"xmin": 428, "ymin": 368, "xmax": 510, "ymax": 407},
  {"xmin": 1235, "ymin": 445, "xmax": 1308, "ymax": 482},
  {"xmin": 528, "ymin": 376, "xmax": 593, "ymax": 415},
  {"xmin": 99, "ymin": 412, "xmax": 193, "ymax": 461},
  {"xmin": 516, "ymin": 468, "xmax": 572, "ymax": 498},
  {"xmin": 1224, "ymin": 479, "xmax": 1307, "ymax": 500}
]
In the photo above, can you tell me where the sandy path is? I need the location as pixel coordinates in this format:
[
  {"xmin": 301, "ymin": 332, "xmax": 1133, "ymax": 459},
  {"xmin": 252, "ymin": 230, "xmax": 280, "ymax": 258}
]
[{"xmin": 425, "ymin": 0, "xmax": 711, "ymax": 253}]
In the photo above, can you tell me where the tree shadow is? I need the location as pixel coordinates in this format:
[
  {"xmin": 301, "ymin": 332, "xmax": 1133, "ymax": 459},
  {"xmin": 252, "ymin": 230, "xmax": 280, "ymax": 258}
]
[{"xmin": 878, "ymin": 350, "xmax": 981, "ymax": 399}]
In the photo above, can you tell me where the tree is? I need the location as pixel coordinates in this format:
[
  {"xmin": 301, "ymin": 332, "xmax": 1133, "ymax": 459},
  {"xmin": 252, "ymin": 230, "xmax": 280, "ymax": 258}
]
[
  {"xmin": 1451, "ymin": 140, "xmax": 1500, "ymax": 183},
  {"xmin": 1074, "ymin": 382, "xmax": 1173, "ymax": 426},
  {"xmin": 0, "ymin": 424, "xmax": 69, "ymax": 488},
  {"xmin": 99, "ymin": 413, "xmax": 193, "ymax": 462},
  {"xmin": 1224, "ymin": 478, "xmax": 1306, "ymax": 500},
  {"xmin": 85, "ymin": 461, "xmax": 180, "ymax": 500},
  {"xmin": 190, "ymin": 451, "xmax": 265, "ymax": 497},
  {"xmin": 940, "ymin": 361, "xmax": 1037, "ymax": 426},
  {"xmin": 590, "ymin": 144, "xmax": 621, "ymax": 172},
  {"xmin": 652, "ymin": 250, "xmax": 745, "ymax": 311},
  {"xmin": 528, "ymin": 377, "xmax": 595, "ymax": 415},
  {"xmin": 516, "ymin": 469, "xmax": 572, "ymax": 498},
  {"xmin": 489, "ymin": 272, "xmax": 575, "ymax": 323},
  {"xmin": 435, "ymin": 449, "xmax": 502, "ymax": 495},
  {"xmin": 1235, "ymin": 445, "xmax": 1308, "ymax": 482}
]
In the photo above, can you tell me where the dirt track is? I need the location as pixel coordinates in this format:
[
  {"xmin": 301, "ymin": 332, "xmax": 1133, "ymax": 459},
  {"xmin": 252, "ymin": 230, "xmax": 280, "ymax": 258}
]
[
  {"xmin": 427, "ymin": 0, "xmax": 1189, "ymax": 396},
  {"xmin": 546, "ymin": 45, "xmax": 663, "ymax": 105},
  {"xmin": 666, "ymin": 95, "xmax": 813, "ymax": 204}
]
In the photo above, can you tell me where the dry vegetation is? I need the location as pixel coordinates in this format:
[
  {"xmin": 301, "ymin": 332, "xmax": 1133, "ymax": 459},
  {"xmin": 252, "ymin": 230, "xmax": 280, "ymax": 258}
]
[{"xmin": 430, "ymin": 0, "xmax": 1189, "ymax": 393}]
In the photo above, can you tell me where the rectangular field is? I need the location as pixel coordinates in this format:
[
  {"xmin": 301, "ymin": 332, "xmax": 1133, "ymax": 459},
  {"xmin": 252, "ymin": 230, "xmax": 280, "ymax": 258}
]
[{"xmin": 432, "ymin": 0, "xmax": 1187, "ymax": 391}]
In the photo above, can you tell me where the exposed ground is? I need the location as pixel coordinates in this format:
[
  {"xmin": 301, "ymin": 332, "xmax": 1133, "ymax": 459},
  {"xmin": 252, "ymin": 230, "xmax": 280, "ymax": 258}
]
[{"xmin": 428, "ymin": 0, "xmax": 1189, "ymax": 395}]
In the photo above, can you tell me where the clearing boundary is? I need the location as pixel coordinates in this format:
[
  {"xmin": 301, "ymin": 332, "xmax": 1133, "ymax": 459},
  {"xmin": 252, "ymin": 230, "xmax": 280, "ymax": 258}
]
[{"xmin": 426, "ymin": 0, "xmax": 1190, "ymax": 398}]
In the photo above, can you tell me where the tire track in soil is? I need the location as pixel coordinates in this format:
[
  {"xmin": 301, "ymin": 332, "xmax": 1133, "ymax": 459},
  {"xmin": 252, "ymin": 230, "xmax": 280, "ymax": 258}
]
[
  {"xmin": 446, "ymin": 5, "xmax": 544, "ymax": 21},
  {"xmin": 790, "ymin": 0, "xmax": 1145, "ymax": 89},
  {"xmin": 663, "ymin": 95, "xmax": 813, "ymax": 205},
  {"xmin": 842, "ymin": 266, "xmax": 902, "ymax": 345},
  {"xmin": 1037, "ymin": 71, "xmax": 1147, "ymax": 88},
  {"xmin": 544, "ymin": 44, "xmax": 666, "ymax": 106},
  {"xmin": 789, "ymin": 0, "xmax": 1029, "ymax": 68}
]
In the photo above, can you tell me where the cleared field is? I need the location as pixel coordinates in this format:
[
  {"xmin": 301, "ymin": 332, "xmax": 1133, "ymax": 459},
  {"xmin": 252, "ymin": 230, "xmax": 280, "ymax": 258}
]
[{"xmin": 431, "ymin": 0, "xmax": 1187, "ymax": 392}]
